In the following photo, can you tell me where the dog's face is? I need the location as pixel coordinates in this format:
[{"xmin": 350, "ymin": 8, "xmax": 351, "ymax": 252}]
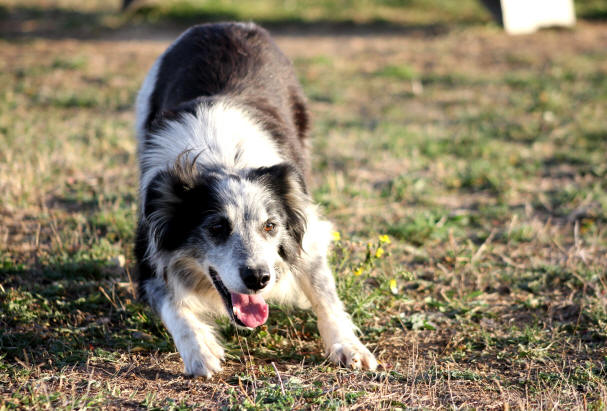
[{"xmin": 143, "ymin": 160, "xmax": 306, "ymax": 326}]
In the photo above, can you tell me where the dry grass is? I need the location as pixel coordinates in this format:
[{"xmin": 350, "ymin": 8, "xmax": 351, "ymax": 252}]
[{"xmin": 1, "ymin": 1, "xmax": 606, "ymax": 409}]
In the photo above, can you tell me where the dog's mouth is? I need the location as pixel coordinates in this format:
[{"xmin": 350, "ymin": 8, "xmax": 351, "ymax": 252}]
[{"xmin": 208, "ymin": 267, "xmax": 269, "ymax": 328}]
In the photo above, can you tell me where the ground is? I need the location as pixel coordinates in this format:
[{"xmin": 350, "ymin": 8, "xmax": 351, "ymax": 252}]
[{"xmin": 1, "ymin": 0, "xmax": 606, "ymax": 409}]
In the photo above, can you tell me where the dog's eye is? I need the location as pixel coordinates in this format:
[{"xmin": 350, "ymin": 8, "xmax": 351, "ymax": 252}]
[
  {"xmin": 263, "ymin": 222, "xmax": 275, "ymax": 233},
  {"xmin": 209, "ymin": 219, "xmax": 230, "ymax": 236}
]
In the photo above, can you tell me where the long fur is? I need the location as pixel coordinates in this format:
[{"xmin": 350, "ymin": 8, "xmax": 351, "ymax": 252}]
[{"xmin": 134, "ymin": 22, "xmax": 377, "ymax": 377}]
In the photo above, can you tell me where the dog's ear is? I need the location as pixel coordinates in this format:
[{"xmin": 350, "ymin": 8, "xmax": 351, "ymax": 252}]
[
  {"xmin": 144, "ymin": 162, "xmax": 216, "ymax": 251},
  {"xmin": 248, "ymin": 164, "xmax": 308, "ymax": 256}
]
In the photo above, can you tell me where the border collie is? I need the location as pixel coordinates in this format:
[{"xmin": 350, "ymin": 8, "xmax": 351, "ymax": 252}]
[{"xmin": 134, "ymin": 22, "xmax": 377, "ymax": 378}]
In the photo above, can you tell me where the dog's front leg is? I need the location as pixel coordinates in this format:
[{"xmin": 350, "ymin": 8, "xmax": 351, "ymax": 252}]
[
  {"xmin": 156, "ymin": 293, "xmax": 224, "ymax": 378},
  {"xmin": 297, "ymin": 255, "xmax": 378, "ymax": 370}
]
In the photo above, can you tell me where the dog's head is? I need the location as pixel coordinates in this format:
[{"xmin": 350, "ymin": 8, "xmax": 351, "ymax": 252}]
[{"xmin": 143, "ymin": 157, "xmax": 307, "ymax": 327}]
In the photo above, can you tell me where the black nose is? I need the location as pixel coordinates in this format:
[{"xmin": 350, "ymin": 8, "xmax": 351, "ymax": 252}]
[{"xmin": 239, "ymin": 266, "xmax": 270, "ymax": 291}]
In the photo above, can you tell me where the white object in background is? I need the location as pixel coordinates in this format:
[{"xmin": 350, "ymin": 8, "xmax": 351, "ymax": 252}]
[{"xmin": 501, "ymin": 0, "xmax": 576, "ymax": 35}]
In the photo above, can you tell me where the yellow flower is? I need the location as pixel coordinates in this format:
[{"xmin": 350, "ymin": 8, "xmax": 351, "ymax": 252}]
[
  {"xmin": 354, "ymin": 266, "xmax": 363, "ymax": 276},
  {"xmin": 375, "ymin": 247, "xmax": 385, "ymax": 258},
  {"xmin": 379, "ymin": 234, "xmax": 391, "ymax": 244},
  {"xmin": 389, "ymin": 279, "xmax": 398, "ymax": 294},
  {"xmin": 331, "ymin": 231, "xmax": 341, "ymax": 242}
]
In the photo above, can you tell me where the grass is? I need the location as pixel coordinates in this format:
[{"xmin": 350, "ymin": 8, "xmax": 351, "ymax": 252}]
[{"xmin": 1, "ymin": 0, "xmax": 607, "ymax": 409}]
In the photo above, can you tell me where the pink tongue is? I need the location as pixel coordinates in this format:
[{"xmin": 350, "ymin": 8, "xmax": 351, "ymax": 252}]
[{"xmin": 230, "ymin": 293, "xmax": 269, "ymax": 328}]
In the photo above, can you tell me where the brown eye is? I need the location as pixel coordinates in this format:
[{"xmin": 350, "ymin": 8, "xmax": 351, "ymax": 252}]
[{"xmin": 264, "ymin": 222, "xmax": 275, "ymax": 233}]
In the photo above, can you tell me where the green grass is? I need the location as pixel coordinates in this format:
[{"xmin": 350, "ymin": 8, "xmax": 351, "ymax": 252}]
[
  {"xmin": 129, "ymin": 0, "xmax": 492, "ymax": 26},
  {"xmin": 1, "ymin": 0, "xmax": 607, "ymax": 409},
  {"xmin": 1, "ymin": 0, "xmax": 605, "ymax": 39}
]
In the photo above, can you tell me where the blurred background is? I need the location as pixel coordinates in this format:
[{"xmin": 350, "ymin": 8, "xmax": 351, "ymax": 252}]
[
  {"xmin": 1, "ymin": 0, "xmax": 606, "ymax": 35},
  {"xmin": 1, "ymin": 0, "xmax": 606, "ymax": 409}
]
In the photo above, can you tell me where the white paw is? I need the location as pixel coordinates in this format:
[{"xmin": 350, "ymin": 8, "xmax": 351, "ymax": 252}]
[
  {"xmin": 179, "ymin": 336, "xmax": 224, "ymax": 378},
  {"xmin": 327, "ymin": 341, "xmax": 378, "ymax": 371}
]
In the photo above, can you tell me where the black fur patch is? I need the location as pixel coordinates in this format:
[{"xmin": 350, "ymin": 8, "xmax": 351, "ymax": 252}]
[
  {"xmin": 147, "ymin": 96, "xmax": 213, "ymax": 135},
  {"xmin": 247, "ymin": 163, "xmax": 307, "ymax": 262},
  {"xmin": 206, "ymin": 216, "xmax": 232, "ymax": 244},
  {"xmin": 134, "ymin": 219, "xmax": 154, "ymax": 300},
  {"xmin": 288, "ymin": 86, "xmax": 309, "ymax": 141},
  {"xmin": 144, "ymin": 165, "xmax": 221, "ymax": 251}
]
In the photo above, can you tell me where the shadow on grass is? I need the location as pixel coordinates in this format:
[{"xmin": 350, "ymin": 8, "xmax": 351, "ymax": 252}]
[
  {"xmin": 94, "ymin": 361, "xmax": 185, "ymax": 381},
  {"xmin": 1, "ymin": 1, "xmax": 605, "ymax": 41},
  {"xmin": 0, "ymin": 4, "xmax": 456, "ymax": 40},
  {"xmin": 577, "ymin": 1, "xmax": 607, "ymax": 21},
  {"xmin": 0, "ymin": 260, "xmax": 322, "ymax": 375},
  {"xmin": 131, "ymin": 4, "xmax": 457, "ymax": 37},
  {"xmin": 0, "ymin": 5, "xmax": 111, "ymax": 39},
  {"xmin": 0, "ymin": 259, "xmax": 171, "ymax": 370}
]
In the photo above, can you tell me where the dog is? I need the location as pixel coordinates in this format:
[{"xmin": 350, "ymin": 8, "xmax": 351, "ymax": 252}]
[{"xmin": 134, "ymin": 22, "xmax": 377, "ymax": 378}]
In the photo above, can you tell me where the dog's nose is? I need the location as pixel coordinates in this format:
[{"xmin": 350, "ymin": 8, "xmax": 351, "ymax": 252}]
[{"xmin": 239, "ymin": 266, "xmax": 270, "ymax": 291}]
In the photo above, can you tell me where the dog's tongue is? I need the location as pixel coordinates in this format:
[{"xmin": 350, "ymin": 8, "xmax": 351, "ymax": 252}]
[{"xmin": 231, "ymin": 293, "xmax": 269, "ymax": 328}]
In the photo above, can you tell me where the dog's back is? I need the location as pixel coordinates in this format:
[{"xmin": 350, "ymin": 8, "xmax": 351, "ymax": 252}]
[{"xmin": 137, "ymin": 23, "xmax": 309, "ymax": 178}]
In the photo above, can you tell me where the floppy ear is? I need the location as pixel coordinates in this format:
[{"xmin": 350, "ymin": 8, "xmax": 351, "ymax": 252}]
[
  {"xmin": 248, "ymin": 164, "xmax": 308, "ymax": 257},
  {"xmin": 144, "ymin": 162, "xmax": 217, "ymax": 251}
]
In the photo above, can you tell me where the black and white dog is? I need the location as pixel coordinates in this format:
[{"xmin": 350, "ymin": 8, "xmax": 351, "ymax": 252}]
[{"xmin": 134, "ymin": 22, "xmax": 377, "ymax": 377}]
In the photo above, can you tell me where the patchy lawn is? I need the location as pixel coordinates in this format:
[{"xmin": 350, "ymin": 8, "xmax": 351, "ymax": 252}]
[{"xmin": 1, "ymin": 0, "xmax": 606, "ymax": 409}]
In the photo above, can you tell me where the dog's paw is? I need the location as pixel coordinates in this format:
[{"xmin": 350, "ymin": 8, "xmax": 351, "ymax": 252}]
[
  {"xmin": 183, "ymin": 355, "xmax": 222, "ymax": 378},
  {"xmin": 327, "ymin": 341, "xmax": 378, "ymax": 371},
  {"xmin": 180, "ymin": 336, "xmax": 225, "ymax": 378}
]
